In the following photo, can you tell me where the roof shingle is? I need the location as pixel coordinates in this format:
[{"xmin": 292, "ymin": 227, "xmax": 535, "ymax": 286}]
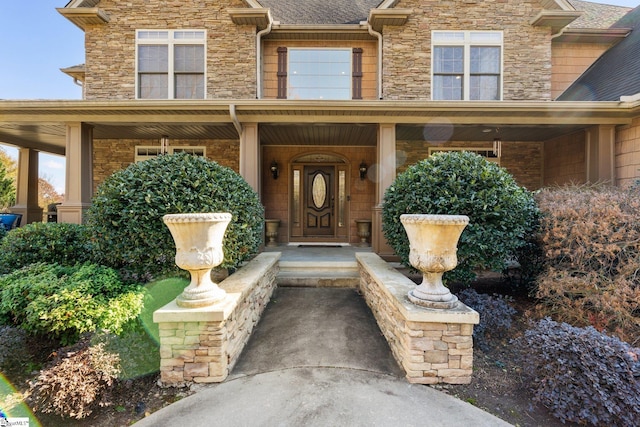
[
  {"xmin": 257, "ymin": 0, "xmax": 383, "ymax": 25},
  {"xmin": 558, "ymin": 5, "xmax": 640, "ymax": 101}
]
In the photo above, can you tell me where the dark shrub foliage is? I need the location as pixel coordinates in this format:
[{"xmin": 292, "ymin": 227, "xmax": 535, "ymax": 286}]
[
  {"xmin": 0, "ymin": 225, "xmax": 6, "ymax": 241},
  {"xmin": 382, "ymin": 151, "xmax": 538, "ymax": 283},
  {"xmin": 0, "ymin": 263, "xmax": 144, "ymax": 345},
  {"xmin": 517, "ymin": 318, "xmax": 640, "ymax": 426},
  {"xmin": 534, "ymin": 184, "xmax": 640, "ymax": 343},
  {"xmin": 0, "ymin": 222, "xmax": 92, "ymax": 274},
  {"xmin": 28, "ymin": 336, "xmax": 120, "ymax": 419},
  {"xmin": 457, "ymin": 288, "xmax": 516, "ymax": 351},
  {"xmin": 86, "ymin": 153, "xmax": 264, "ymax": 280}
]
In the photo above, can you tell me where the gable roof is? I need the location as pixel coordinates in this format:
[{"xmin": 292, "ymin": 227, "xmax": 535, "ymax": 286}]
[
  {"xmin": 558, "ymin": 6, "xmax": 640, "ymax": 101},
  {"xmin": 256, "ymin": 0, "xmax": 383, "ymax": 25},
  {"xmin": 567, "ymin": 0, "xmax": 631, "ymax": 29}
]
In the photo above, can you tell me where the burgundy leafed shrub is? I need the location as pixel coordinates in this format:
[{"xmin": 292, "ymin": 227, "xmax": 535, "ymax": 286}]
[
  {"xmin": 28, "ymin": 336, "xmax": 120, "ymax": 419},
  {"xmin": 457, "ymin": 288, "xmax": 516, "ymax": 351},
  {"xmin": 518, "ymin": 318, "xmax": 640, "ymax": 427},
  {"xmin": 534, "ymin": 184, "xmax": 640, "ymax": 344}
]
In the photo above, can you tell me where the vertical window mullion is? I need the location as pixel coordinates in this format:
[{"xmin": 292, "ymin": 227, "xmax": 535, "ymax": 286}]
[{"xmin": 463, "ymin": 43, "xmax": 470, "ymax": 101}]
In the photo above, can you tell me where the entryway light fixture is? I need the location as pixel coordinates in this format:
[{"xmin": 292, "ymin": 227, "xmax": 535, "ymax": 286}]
[
  {"xmin": 359, "ymin": 161, "xmax": 368, "ymax": 180},
  {"xmin": 270, "ymin": 160, "xmax": 279, "ymax": 179},
  {"xmin": 160, "ymin": 135, "xmax": 169, "ymax": 155}
]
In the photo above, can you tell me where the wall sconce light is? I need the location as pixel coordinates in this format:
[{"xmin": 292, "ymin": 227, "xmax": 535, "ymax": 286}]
[
  {"xmin": 359, "ymin": 161, "xmax": 368, "ymax": 180},
  {"xmin": 270, "ymin": 160, "xmax": 279, "ymax": 179},
  {"xmin": 160, "ymin": 135, "xmax": 169, "ymax": 155}
]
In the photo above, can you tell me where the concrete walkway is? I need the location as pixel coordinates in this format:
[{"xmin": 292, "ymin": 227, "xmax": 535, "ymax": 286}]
[{"xmin": 136, "ymin": 286, "xmax": 512, "ymax": 426}]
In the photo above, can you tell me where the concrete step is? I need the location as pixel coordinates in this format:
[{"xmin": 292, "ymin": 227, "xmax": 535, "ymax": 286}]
[{"xmin": 277, "ymin": 260, "xmax": 360, "ymax": 288}]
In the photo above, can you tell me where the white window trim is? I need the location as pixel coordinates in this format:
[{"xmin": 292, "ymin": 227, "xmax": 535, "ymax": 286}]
[
  {"xmin": 431, "ymin": 30, "xmax": 503, "ymax": 101},
  {"xmin": 287, "ymin": 47, "xmax": 352, "ymax": 100},
  {"xmin": 135, "ymin": 29, "xmax": 207, "ymax": 100},
  {"xmin": 135, "ymin": 146, "xmax": 207, "ymax": 163},
  {"xmin": 428, "ymin": 147, "xmax": 500, "ymax": 165}
]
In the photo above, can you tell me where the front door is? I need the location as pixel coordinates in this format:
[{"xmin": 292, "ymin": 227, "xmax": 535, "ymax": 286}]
[{"xmin": 303, "ymin": 166, "xmax": 334, "ymax": 236}]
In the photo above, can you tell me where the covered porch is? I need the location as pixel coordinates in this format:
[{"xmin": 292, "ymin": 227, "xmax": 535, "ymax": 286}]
[{"xmin": 0, "ymin": 99, "xmax": 634, "ymax": 255}]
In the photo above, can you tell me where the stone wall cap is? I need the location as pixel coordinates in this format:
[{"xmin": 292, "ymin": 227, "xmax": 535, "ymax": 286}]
[{"xmin": 356, "ymin": 253, "xmax": 479, "ymax": 324}]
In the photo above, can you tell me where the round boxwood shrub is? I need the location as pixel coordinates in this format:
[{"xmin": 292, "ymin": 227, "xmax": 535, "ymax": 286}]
[
  {"xmin": 0, "ymin": 222, "xmax": 92, "ymax": 274},
  {"xmin": 382, "ymin": 151, "xmax": 538, "ymax": 284},
  {"xmin": 86, "ymin": 153, "xmax": 264, "ymax": 280}
]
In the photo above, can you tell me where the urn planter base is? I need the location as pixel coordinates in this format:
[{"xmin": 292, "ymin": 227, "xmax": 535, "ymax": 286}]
[{"xmin": 408, "ymin": 290, "xmax": 458, "ymax": 309}]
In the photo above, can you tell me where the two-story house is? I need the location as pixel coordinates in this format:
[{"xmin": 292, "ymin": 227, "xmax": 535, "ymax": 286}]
[{"xmin": 0, "ymin": 0, "xmax": 639, "ymax": 256}]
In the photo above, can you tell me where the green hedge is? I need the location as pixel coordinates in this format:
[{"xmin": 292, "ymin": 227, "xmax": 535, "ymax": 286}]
[
  {"xmin": 86, "ymin": 153, "xmax": 264, "ymax": 280},
  {"xmin": 0, "ymin": 222, "xmax": 92, "ymax": 274},
  {"xmin": 0, "ymin": 263, "xmax": 144, "ymax": 345},
  {"xmin": 382, "ymin": 151, "xmax": 538, "ymax": 284}
]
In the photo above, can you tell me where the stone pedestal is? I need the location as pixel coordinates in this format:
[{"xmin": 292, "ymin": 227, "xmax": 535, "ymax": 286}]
[
  {"xmin": 355, "ymin": 219, "xmax": 372, "ymax": 246},
  {"xmin": 265, "ymin": 219, "xmax": 280, "ymax": 247}
]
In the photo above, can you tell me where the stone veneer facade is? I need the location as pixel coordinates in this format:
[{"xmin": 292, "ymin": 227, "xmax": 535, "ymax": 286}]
[
  {"xmin": 356, "ymin": 253, "xmax": 479, "ymax": 385},
  {"xmin": 384, "ymin": 0, "xmax": 552, "ymax": 101},
  {"xmin": 154, "ymin": 253, "xmax": 279, "ymax": 386},
  {"xmin": 82, "ymin": 0, "xmax": 255, "ymax": 100}
]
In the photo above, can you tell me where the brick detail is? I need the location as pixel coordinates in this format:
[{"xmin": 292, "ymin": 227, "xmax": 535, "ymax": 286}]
[
  {"xmin": 92, "ymin": 138, "xmax": 239, "ymax": 192},
  {"xmin": 397, "ymin": 140, "xmax": 543, "ymax": 190}
]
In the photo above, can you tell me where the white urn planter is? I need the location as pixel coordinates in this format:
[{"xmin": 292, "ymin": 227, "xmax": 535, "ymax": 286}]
[
  {"xmin": 163, "ymin": 212, "xmax": 232, "ymax": 308},
  {"xmin": 400, "ymin": 214, "xmax": 469, "ymax": 309}
]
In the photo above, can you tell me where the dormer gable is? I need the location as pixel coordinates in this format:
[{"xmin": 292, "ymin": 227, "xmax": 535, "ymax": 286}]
[{"xmin": 58, "ymin": 0, "xmax": 109, "ymax": 31}]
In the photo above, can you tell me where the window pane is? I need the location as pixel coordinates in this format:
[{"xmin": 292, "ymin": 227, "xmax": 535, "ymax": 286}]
[
  {"xmin": 138, "ymin": 31, "xmax": 169, "ymax": 40},
  {"xmin": 138, "ymin": 45, "xmax": 168, "ymax": 72},
  {"xmin": 470, "ymin": 47, "xmax": 500, "ymax": 73},
  {"xmin": 175, "ymin": 45, "xmax": 204, "ymax": 72},
  {"xmin": 139, "ymin": 74, "xmax": 168, "ymax": 99},
  {"xmin": 288, "ymin": 49, "xmax": 351, "ymax": 100},
  {"xmin": 470, "ymin": 75, "xmax": 499, "ymax": 100},
  {"xmin": 174, "ymin": 31, "xmax": 205, "ymax": 40},
  {"xmin": 175, "ymin": 74, "xmax": 204, "ymax": 99},
  {"xmin": 433, "ymin": 31, "xmax": 465, "ymax": 42},
  {"xmin": 470, "ymin": 31, "xmax": 502, "ymax": 44},
  {"xmin": 434, "ymin": 47, "xmax": 463, "ymax": 73},
  {"xmin": 433, "ymin": 75, "xmax": 463, "ymax": 100}
]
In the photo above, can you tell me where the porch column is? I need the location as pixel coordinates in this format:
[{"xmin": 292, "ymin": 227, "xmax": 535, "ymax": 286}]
[
  {"xmin": 57, "ymin": 122, "xmax": 93, "ymax": 224},
  {"xmin": 11, "ymin": 148, "xmax": 43, "ymax": 224},
  {"xmin": 586, "ymin": 125, "xmax": 616, "ymax": 184},
  {"xmin": 372, "ymin": 123, "xmax": 397, "ymax": 258},
  {"xmin": 239, "ymin": 122, "xmax": 260, "ymax": 194}
]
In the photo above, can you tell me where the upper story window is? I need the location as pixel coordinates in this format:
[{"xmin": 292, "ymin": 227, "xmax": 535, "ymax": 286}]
[
  {"xmin": 277, "ymin": 48, "xmax": 363, "ymax": 100},
  {"xmin": 431, "ymin": 31, "xmax": 502, "ymax": 101},
  {"xmin": 136, "ymin": 30, "xmax": 206, "ymax": 99}
]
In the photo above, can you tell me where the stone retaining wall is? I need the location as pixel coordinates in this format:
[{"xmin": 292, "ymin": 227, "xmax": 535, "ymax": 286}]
[
  {"xmin": 356, "ymin": 253, "xmax": 479, "ymax": 384},
  {"xmin": 154, "ymin": 252, "xmax": 280, "ymax": 386}
]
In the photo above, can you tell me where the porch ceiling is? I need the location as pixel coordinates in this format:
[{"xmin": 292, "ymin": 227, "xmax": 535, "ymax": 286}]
[{"xmin": 0, "ymin": 99, "xmax": 635, "ymax": 155}]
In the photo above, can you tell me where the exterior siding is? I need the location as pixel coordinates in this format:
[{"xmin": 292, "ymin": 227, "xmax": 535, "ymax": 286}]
[
  {"xmin": 616, "ymin": 117, "xmax": 640, "ymax": 188},
  {"xmin": 396, "ymin": 141, "xmax": 543, "ymax": 190},
  {"xmin": 551, "ymin": 42, "xmax": 611, "ymax": 99},
  {"xmin": 262, "ymin": 40, "xmax": 379, "ymax": 100},
  {"xmin": 543, "ymin": 131, "xmax": 586, "ymax": 186},
  {"xmin": 83, "ymin": 0, "xmax": 255, "ymax": 100},
  {"xmin": 92, "ymin": 139, "xmax": 240, "ymax": 192},
  {"xmin": 384, "ymin": 0, "xmax": 552, "ymax": 101}
]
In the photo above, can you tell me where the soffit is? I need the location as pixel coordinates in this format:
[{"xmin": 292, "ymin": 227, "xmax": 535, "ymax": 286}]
[{"xmin": 0, "ymin": 100, "xmax": 634, "ymax": 155}]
